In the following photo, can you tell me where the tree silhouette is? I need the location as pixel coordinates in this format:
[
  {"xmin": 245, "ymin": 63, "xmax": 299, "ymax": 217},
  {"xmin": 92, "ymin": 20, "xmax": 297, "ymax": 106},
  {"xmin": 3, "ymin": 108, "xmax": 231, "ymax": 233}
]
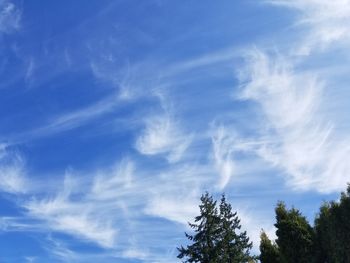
[{"xmin": 177, "ymin": 192, "xmax": 254, "ymax": 263}]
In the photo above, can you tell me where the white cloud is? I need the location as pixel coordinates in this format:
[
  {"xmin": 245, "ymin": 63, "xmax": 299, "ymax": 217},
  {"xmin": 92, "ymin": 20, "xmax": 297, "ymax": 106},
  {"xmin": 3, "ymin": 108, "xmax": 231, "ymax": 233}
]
[
  {"xmin": 20, "ymin": 159, "xmax": 144, "ymax": 251},
  {"xmin": 90, "ymin": 59, "xmax": 152, "ymax": 101},
  {"xmin": 24, "ymin": 256, "xmax": 36, "ymax": 263},
  {"xmin": 91, "ymin": 158, "xmax": 134, "ymax": 200},
  {"xmin": 44, "ymin": 97, "xmax": 117, "ymax": 133},
  {"xmin": 24, "ymin": 172, "xmax": 119, "ymax": 248},
  {"xmin": 164, "ymin": 47, "xmax": 238, "ymax": 77},
  {"xmin": 0, "ymin": 0, "xmax": 20, "ymax": 34},
  {"xmin": 0, "ymin": 145, "xmax": 27, "ymax": 194},
  {"xmin": 26, "ymin": 195, "xmax": 118, "ymax": 248},
  {"xmin": 145, "ymin": 195, "xmax": 199, "ymax": 225},
  {"xmin": 211, "ymin": 126, "xmax": 237, "ymax": 190},
  {"xmin": 136, "ymin": 113, "xmax": 192, "ymax": 163},
  {"xmin": 143, "ymin": 164, "xmax": 207, "ymax": 225},
  {"xmin": 0, "ymin": 164, "xmax": 26, "ymax": 193},
  {"xmin": 20, "ymin": 95, "xmax": 119, "ymax": 141},
  {"xmin": 268, "ymin": 0, "xmax": 350, "ymax": 54},
  {"xmin": 122, "ymin": 248, "xmax": 150, "ymax": 261},
  {"xmin": 0, "ymin": 216, "xmax": 34, "ymax": 231},
  {"xmin": 236, "ymin": 49, "xmax": 350, "ymax": 192},
  {"xmin": 44, "ymin": 237, "xmax": 77, "ymax": 262},
  {"xmin": 25, "ymin": 58, "xmax": 35, "ymax": 81},
  {"xmin": 31, "ymin": 163, "xmax": 203, "ymax": 261}
]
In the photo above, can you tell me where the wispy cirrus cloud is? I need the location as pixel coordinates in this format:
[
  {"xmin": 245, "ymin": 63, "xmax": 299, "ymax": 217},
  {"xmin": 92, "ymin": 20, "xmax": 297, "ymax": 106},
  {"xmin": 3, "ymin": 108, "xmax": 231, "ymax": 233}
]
[
  {"xmin": 145, "ymin": 191, "xmax": 199, "ymax": 225},
  {"xmin": 36, "ymin": 96, "xmax": 118, "ymax": 136},
  {"xmin": 25, "ymin": 193, "xmax": 118, "ymax": 249},
  {"xmin": 19, "ymin": 158, "xmax": 202, "ymax": 261},
  {"xmin": 0, "ymin": 0, "xmax": 21, "ymax": 34},
  {"xmin": 22, "ymin": 166, "xmax": 129, "ymax": 249},
  {"xmin": 268, "ymin": 0, "xmax": 350, "ymax": 54},
  {"xmin": 7, "ymin": 95, "xmax": 120, "ymax": 144},
  {"xmin": 136, "ymin": 113, "xmax": 192, "ymax": 163},
  {"xmin": 226, "ymin": 0, "xmax": 350, "ymax": 194},
  {"xmin": 211, "ymin": 126, "xmax": 237, "ymax": 190},
  {"xmin": 91, "ymin": 158, "xmax": 134, "ymax": 200},
  {"xmin": 234, "ymin": 49, "xmax": 350, "ymax": 192},
  {"xmin": 0, "ymin": 144, "xmax": 27, "ymax": 194}
]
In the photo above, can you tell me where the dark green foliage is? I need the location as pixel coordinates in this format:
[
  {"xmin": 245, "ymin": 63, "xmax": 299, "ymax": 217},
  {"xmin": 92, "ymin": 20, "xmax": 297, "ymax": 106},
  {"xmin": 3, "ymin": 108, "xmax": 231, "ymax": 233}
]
[
  {"xmin": 177, "ymin": 192, "xmax": 254, "ymax": 263},
  {"xmin": 274, "ymin": 202, "xmax": 315, "ymax": 263},
  {"xmin": 314, "ymin": 185, "xmax": 350, "ymax": 263},
  {"xmin": 259, "ymin": 184, "xmax": 350, "ymax": 263},
  {"xmin": 313, "ymin": 203, "xmax": 333, "ymax": 263},
  {"xmin": 177, "ymin": 192, "xmax": 221, "ymax": 263},
  {"xmin": 180, "ymin": 185, "xmax": 350, "ymax": 262},
  {"xmin": 259, "ymin": 231, "xmax": 280, "ymax": 263},
  {"xmin": 217, "ymin": 195, "xmax": 253, "ymax": 262},
  {"xmin": 259, "ymin": 202, "xmax": 315, "ymax": 263}
]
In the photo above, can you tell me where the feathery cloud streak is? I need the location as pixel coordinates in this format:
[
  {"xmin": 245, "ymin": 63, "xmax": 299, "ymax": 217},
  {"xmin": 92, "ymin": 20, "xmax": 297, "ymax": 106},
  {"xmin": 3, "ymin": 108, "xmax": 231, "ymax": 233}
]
[
  {"xmin": 231, "ymin": 0, "xmax": 350, "ymax": 192},
  {"xmin": 0, "ymin": 0, "xmax": 20, "ymax": 34},
  {"xmin": 268, "ymin": 0, "xmax": 350, "ymax": 53}
]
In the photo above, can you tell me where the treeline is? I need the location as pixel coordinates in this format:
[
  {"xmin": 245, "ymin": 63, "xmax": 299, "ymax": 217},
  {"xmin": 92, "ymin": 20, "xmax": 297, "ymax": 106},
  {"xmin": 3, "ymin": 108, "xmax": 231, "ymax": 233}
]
[
  {"xmin": 177, "ymin": 184, "xmax": 350, "ymax": 263},
  {"xmin": 261, "ymin": 185, "xmax": 350, "ymax": 263}
]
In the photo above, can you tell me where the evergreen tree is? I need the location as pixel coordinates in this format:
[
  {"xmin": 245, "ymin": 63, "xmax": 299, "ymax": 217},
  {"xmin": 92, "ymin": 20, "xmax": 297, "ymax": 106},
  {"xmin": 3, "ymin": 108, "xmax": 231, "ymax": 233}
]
[
  {"xmin": 259, "ymin": 184, "xmax": 350, "ymax": 263},
  {"xmin": 313, "ymin": 203, "xmax": 333, "ymax": 263},
  {"xmin": 217, "ymin": 195, "xmax": 253, "ymax": 262},
  {"xmin": 177, "ymin": 192, "xmax": 221, "ymax": 263},
  {"xmin": 274, "ymin": 202, "xmax": 315, "ymax": 263},
  {"xmin": 314, "ymin": 185, "xmax": 350, "ymax": 262},
  {"xmin": 259, "ymin": 231, "xmax": 280, "ymax": 263},
  {"xmin": 177, "ymin": 193, "xmax": 254, "ymax": 263}
]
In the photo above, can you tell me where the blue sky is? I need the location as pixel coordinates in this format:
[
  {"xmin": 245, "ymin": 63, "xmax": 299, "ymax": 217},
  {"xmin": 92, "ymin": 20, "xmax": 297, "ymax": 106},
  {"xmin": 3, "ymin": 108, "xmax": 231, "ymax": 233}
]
[{"xmin": 1, "ymin": 0, "xmax": 350, "ymax": 262}]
